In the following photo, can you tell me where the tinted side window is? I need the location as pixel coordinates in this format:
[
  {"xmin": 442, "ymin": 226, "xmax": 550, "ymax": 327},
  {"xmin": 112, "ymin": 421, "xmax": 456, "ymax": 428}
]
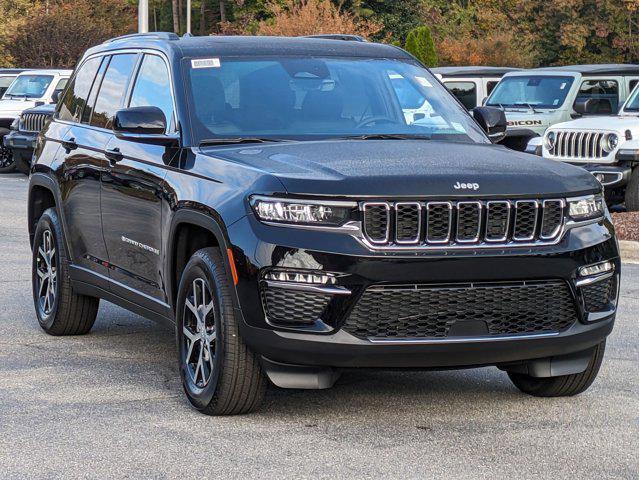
[
  {"xmin": 81, "ymin": 57, "xmax": 109, "ymax": 124},
  {"xmin": 445, "ymin": 81, "xmax": 477, "ymax": 110},
  {"xmin": 91, "ymin": 54, "xmax": 138, "ymax": 129},
  {"xmin": 486, "ymin": 81, "xmax": 499, "ymax": 95},
  {"xmin": 630, "ymin": 79, "xmax": 639, "ymax": 94},
  {"xmin": 576, "ymin": 79, "xmax": 619, "ymax": 114},
  {"xmin": 129, "ymin": 55, "xmax": 174, "ymax": 131},
  {"xmin": 54, "ymin": 78, "xmax": 68, "ymax": 96},
  {"xmin": 58, "ymin": 57, "xmax": 102, "ymax": 122}
]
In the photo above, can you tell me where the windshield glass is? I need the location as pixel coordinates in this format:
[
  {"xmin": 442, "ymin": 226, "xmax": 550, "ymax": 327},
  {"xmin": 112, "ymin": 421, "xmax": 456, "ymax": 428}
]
[
  {"xmin": 4, "ymin": 75, "xmax": 54, "ymax": 99},
  {"xmin": 624, "ymin": 85, "xmax": 639, "ymax": 112},
  {"xmin": 185, "ymin": 57, "xmax": 488, "ymax": 144},
  {"xmin": 487, "ymin": 75, "xmax": 575, "ymax": 109}
]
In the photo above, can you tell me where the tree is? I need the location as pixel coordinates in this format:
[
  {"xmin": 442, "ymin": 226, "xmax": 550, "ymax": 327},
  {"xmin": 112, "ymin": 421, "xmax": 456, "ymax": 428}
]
[
  {"xmin": 254, "ymin": 0, "xmax": 382, "ymax": 38},
  {"xmin": 1, "ymin": 0, "xmax": 135, "ymax": 68},
  {"xmin": 404, "ymin": 26, "xmax": 438, "ymax": 67}
]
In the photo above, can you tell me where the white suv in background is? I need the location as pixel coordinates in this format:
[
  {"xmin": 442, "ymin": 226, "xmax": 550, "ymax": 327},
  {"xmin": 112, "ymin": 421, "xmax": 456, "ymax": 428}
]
[
  {"xmin": 0, "ymin": 69, "xmax": 71, "ymax": 172},
  {"xmin": 527, "ymin": 83, "xmax": 639, "ymax": 209}
]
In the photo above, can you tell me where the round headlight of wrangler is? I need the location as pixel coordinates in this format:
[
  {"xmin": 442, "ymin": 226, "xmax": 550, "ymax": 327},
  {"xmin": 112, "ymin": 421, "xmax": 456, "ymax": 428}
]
[
  {"xmin": 602, "ymin": 133, "xmax": 619, "ymax": 153},
  {"xmin": 545, "ymin": 131, "xmax": 556, "ymax": 150}
]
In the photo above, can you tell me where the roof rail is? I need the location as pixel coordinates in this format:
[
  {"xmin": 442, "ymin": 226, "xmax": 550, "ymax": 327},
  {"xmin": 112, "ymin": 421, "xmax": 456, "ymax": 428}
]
[
  {"xmin": 305, "ymin": 34, "xmax": 367, "ymax": 42},
  {"xmin": 104, "ymin": 32, "xmax": 179, "ymax": 44}
]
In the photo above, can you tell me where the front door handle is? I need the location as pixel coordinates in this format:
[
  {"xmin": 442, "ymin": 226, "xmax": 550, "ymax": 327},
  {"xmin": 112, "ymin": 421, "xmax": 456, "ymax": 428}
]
[
  {"xmin": 105, "ymin": 147, "xmax": 123, "ymax": 165},
  {"xmin": 61, "ymin": 138, "xmax": 78, "ymax": 152}
]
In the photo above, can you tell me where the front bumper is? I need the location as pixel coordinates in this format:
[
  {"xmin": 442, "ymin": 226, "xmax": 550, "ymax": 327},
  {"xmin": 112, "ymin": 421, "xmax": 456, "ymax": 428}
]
[
  {"xmin": 228, "ymin": 214, "xmax": 619, "ymax": 369},
  {"xmin": 3, "ymin": 131, "xmax": 36, "ymax": 173},
  {"xmin": 570, "ymin": 163, "xmax": 631, "ymax": 188}
]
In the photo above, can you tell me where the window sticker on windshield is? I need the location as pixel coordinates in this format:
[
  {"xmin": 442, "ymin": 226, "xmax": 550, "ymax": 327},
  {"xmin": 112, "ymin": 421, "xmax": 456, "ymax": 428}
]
[
  {"xmin": 416, "ymin": 76, "xmax": 433, "ymax": 87},
  {"xmin": 560, "ymin": 83, "xmax": 566, "ymax": 90},
  {"xmin": 553, "ymin": 99, "xmax": 559, "ymax": 105},
  {"xmin": 191, "ymin": 58, "xmax": 221, "ymax": 69}
]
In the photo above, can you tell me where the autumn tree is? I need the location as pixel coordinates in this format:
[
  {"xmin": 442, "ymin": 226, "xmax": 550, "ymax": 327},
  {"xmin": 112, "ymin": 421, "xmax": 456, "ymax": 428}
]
[{"xmin": 254, "ymin": 0, "xmax": 382, "ymax": 38}]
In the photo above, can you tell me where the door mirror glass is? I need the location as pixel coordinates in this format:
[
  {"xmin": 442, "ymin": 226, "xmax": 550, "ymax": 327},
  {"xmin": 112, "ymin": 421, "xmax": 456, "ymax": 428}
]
[{"xmin": 473, "ymin": 106, "xmax": 507, "ymax": 143}]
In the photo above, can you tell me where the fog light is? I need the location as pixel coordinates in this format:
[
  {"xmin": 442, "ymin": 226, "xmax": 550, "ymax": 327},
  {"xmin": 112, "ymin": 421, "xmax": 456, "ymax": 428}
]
[
  {"xmin": 264, "ymin": 270, "xmax": 337, "ymax": 285},
  {"xmin": 579, "ymin": 261, "xmax": 614, "ymax": 278}
]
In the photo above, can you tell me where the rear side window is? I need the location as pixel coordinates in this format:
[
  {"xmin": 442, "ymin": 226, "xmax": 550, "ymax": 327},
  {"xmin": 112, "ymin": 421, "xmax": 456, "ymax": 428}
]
[
  {"xmin": 129, "ymin": 55, "xmax": 174, "ymax": 131},
  {"xmin": 486, "ymin": 81, "xmax": 499, "ymax": 95},
  {"xmin": 629, "ymin": 79, "xmax": 639, "ymax": 94},
  {"xmin": 445, "ymin": 81, "xmax": 477, "ymax": 110},
  {"xmin": 91, "ymin": 54, "xmax": 138, "ymax": 130},
  {"xmin": 54, "ymin": 78, "xmax": 68, "ymax": 96},
  {"xmin": 81, "ymin": 58, "xmax": 109, "ymax": 124},
  {"xmin": 576, "ymin": 79, "xmax": 619, "ymax": 114},
  {"xmin": 58, "ymin": 57, "xmax": 102, "ymax": 122}
]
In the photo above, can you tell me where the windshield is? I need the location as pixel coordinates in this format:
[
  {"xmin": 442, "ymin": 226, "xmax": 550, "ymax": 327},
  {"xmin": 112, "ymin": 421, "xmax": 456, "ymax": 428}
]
[
  {"xmin": 624, "ymin": 85, "xmax": 639, "ymax": 112},
  {"xmin": 487, "ymin": 75, "xmax": 575, "ymax": 110},
  {"xmin": 185, "ymin": 57, "xmax": 488, "ymax": 144},
  {"xmin": 4, "ymin": 75, "xmax": 54, "ymax": 99}
]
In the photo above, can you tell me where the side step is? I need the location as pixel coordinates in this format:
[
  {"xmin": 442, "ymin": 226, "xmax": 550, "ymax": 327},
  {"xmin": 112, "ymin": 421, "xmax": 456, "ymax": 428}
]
[{"xmin": 261, "ymin": 357, "xmax": 341, "ymax": 389}]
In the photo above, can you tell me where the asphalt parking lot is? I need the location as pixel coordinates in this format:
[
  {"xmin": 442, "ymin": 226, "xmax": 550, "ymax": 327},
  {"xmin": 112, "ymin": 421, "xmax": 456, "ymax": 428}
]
[{"xmin": 0, "ymin": 173, "xmax": 637, "ymax": 479}]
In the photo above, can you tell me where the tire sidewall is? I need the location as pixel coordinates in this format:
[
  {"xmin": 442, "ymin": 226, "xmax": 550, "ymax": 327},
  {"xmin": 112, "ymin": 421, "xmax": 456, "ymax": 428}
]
[
  {"xmin": 176, "ymin": 253, "xmax": 227, "ymax": 410},
  {"xmin": 32, "ymin": 210, "xmax": 61, "ymax": 331}
]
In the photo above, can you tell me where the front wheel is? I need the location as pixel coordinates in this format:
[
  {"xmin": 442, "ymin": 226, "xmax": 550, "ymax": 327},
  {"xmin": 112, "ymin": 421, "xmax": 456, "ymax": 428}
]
[
  {"xmin": 176, "ymin": 247, "xmax": 266, "ymax": 415},
  {"xmin": 508, "ymin": 341, "xmax": 606, "ymax": 397},
  {"xmin": 0, "ymin": 137, "xmax": 15, "ymax": 173},
  {"xmin": 625, "ymin": 167, "xmax": 639, "ymax": 211}
]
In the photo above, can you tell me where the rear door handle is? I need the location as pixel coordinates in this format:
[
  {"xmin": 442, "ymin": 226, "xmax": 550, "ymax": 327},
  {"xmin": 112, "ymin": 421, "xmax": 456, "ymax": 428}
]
[
  {"xmin": 61, "ymin": 138, "xmax": 77, "ymax": 152},
  {"xmin": 105, "ymin": 147, "xmax": 123, "ymax": 165}
]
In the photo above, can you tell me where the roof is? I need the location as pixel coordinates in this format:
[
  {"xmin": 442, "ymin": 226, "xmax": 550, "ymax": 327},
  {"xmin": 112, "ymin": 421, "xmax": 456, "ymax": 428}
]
[
  {"xmin": 0, "ymin": 69, "xmax": 26, "ymax": 75},
  {"xmin": 530, "ymin": 64, "xmax": 639, "ymax": 75},
  {"xmin": 89, "ymin": 33, "xmax": 412, "ymax": 61},
  {"xmin": 18, "ymin": 69, "xmax": 73, "ymax": 76},
  {"xmin": 431, "ymin": 66, "xmax": 521, "ymax": 77}
]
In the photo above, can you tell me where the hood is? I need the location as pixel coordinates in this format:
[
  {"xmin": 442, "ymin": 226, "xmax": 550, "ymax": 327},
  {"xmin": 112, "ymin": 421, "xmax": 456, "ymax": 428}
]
[
  {"xmin": 22, "ymin": 103, "xmax": 56, "ymax": 116},
  {"xmin": 0, "ymin": 99, "xmax": 38, "ymax": 118},
  {"xmin": 201, "ymin": 140, "xmax": 600, "ymax": 197}
]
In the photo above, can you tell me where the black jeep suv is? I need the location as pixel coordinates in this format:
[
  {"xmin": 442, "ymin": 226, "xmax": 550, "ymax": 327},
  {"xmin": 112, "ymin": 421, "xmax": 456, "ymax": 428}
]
[{"xmin": 28, "ymin": 33, "xmax": 620, "ymax": 415}]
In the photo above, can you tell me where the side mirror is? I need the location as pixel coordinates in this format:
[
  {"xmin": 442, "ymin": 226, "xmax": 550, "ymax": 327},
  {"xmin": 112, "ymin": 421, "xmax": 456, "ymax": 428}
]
[
  {"xmin": 473, "ymin": 106, "xmax": 507, "ymax": 143},
  {"xmin": 113, "ymin": 106, "xmax": 177, "ymax": 145},
  {"xmin": 51, "ymin": 91, "xmax": 60, "ymax": 104},
  {"xmin": 573, "ymin": 98, "xmax": 597, "ymax": 115},
  {"xmin": 525, "ymin": 137, "xmax": 543, "ymax": 156}
]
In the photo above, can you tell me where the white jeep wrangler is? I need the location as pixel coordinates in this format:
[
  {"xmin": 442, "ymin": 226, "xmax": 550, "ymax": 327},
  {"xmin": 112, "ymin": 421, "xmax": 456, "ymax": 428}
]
[
  {"xmin": 527, "ymin": 82, "xmax": 639, "ymax": 209},
  {"xmin": 486, "ymin": 64, "xmax": 639, "ymax": 152}
]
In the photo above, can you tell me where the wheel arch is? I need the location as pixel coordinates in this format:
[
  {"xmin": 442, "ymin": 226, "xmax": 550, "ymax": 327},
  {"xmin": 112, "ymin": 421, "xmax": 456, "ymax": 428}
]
[
  {"xmin": 28, "ymin": 173, "xmax": 62, "ymax": 248},
  {"xmin": 166, "ymin": 208, "xmax": 240, "ymax": 312}
]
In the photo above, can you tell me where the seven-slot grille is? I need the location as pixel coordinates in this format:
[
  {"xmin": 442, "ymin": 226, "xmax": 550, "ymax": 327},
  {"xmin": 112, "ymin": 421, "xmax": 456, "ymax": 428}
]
[
  {"xmin": 19, "ymin": 112, "xmax": 51, "ymax": 133},
  {"xmin": 361, "ymin": 198, "xmax": 565, "ymax": 248},
  {"xmin": 548, "ymin": 130, "xmax": 607, "ymax": 159}
]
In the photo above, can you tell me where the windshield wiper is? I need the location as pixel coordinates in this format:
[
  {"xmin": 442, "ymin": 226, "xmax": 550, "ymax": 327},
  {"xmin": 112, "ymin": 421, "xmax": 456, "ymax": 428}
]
[
  {"xmin": 340, "ymin": 134, "xmax": 431, "ymax": 141},
  {"xmin": 199, "ymin": 137, "xmax": 286, "ymax": 146},
  {"xmin": 513, "ymin": 103, "xmax": 540, "ymax": 113}
]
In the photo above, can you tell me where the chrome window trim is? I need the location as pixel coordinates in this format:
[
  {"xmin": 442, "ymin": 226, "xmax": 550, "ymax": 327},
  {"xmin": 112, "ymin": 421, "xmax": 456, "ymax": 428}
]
[
  {"xmin": 456, "ymin": 201, "xmax": 483, "ymax": 243},
  {"xmin": 425, "ymin": 201, "xmax": 453, "ymax": 244},
  {"xmin": 394, "ymin": 202, "xmax": 422, "ymax": 244},
  {"xmin": 513, "ymin": 200, "xmax": 539, "ymax": 241},
  {"xmin": 361, "ymin": 202, "xmax": 391, "ymax": 244},
  {"xmin": 484, "ymin": 200, "xmax": 511, "ymax": 242}
]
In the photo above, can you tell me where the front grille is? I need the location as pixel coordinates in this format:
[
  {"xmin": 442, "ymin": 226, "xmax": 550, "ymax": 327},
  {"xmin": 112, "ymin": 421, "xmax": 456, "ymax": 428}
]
[
  {"xmin": 548, "ymin": 130, "xmax": 606, "ymax": 159},
  {"xmin": 343, "ymin": 281, "xmax": 578, "ymax": 340},
  {"xmin": 581, "ymin": 277, "xmax": 616, "ymax": 312},
  {"xmin": 19, "ymin": 112, "xmax": 51, "ymax": 133},
  {"xmin": 361, "ymin": 198, "xmax": 565, "ymax": 248},
  {"xmin": 262, "ymin": 287, "xmax": 331, "ymax": 325}
]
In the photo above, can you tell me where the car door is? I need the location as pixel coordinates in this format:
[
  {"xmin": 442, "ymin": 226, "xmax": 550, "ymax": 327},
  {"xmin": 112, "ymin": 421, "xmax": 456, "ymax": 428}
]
[
  {"xmin": 100, "ymin": 53, "xmax": 177, "ymax": 308},
  {"xmin": 55, "ymin": 55, "xmax": 112, "ymax": 279}
]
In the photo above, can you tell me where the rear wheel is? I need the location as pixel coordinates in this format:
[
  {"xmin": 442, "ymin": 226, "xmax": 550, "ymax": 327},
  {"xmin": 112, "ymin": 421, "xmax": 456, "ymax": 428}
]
[
  {"xmin": 32, "ymin": 207, "xmax": 99, "ymax": 335},
  {"xmin": 176, "ymin": 247, "xmax": 266, "ymax": 415},
  {"xmin": 508, "ymin": 341, "xmax": 606, "ymax": 397},
  {"xmin": 624, "ymin": 167, "xmax": 639, "ymax": 211}
]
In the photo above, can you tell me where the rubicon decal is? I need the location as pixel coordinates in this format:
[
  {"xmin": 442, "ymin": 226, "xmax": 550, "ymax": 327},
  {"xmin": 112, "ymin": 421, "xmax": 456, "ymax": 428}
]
[
  {"xmin": 121, "ymin": 236, "xmax": 160, "ymax": 255},
  {"xmin": 508, "ymin": 120, "xmax": 543, "ymax": 127}
]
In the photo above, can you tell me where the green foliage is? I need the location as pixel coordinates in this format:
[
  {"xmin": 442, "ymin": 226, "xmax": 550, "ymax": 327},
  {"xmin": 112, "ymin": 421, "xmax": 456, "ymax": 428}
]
[{"xmin": 404, "ymin": 26, "xmax": 438, "ymax": 67}]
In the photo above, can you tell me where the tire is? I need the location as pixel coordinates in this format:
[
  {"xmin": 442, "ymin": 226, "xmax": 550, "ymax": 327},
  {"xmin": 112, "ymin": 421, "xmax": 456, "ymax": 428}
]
[
  {"xmin": 0, "ymin": 129, "xmax": 15, "ymax": 173},
  {"xmin": 624, "ymin": 167, "xmax": 639, "ymax": 211},
  {"xmin": 32, "ymin": 207, "xmax": 99, "ymax": 335},
  {"xmin": 508, "ymin": 341, "xmax": 606, "ymax": 397},
  {"xmin": 176, "ymin": 247, "xmax": 266, "ymax": 415}
]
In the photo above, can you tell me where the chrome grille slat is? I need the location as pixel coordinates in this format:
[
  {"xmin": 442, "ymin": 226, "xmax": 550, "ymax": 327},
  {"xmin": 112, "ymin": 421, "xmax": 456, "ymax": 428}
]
[
  {"xmin": 19, "ymin": 112, "xmax": 49, "ymax": 133},
  {"xmin": 549, "ymin": 129, "xmax": 611, "ymax": 160},
  {"xmin": 361, "ymin": 199, "xmax": 564, "ymax": 249}
]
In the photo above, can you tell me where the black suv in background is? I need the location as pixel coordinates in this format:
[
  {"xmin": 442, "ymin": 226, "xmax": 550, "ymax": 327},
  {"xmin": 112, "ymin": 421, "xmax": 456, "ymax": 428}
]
[
  {"xmin": 28, "ymin": 33, "xmax": 619, "ymax": 415},
  {"xmin": 4, "ymin": 103, "xmax": 55, "ymax": 174}
]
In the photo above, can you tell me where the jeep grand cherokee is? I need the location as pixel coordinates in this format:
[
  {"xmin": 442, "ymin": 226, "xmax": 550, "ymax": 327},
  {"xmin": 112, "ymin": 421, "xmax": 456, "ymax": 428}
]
[{"xmin": 28, "ymin": 33, "xmax": 620, "ymax": 415}]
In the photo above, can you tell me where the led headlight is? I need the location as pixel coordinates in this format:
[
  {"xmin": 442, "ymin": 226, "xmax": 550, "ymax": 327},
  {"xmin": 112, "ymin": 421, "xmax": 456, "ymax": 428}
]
[
  {"xmin": 568, "ymin": 194, "xmax": 605, "ymax": 221},
  {"xmin": 251, "ymin": 196, "xmax": 354, "ymax": 226},
  {"xmin": 545, "ymin": 131, "xmax": 556, "ymax": 150},
  {"xmin": 579, "ymin": 261, "xmax": 614, "ymax": 278},
  {"xmin": 602, "ymin": 133, "xmax": 619, "ymax": 153}
]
